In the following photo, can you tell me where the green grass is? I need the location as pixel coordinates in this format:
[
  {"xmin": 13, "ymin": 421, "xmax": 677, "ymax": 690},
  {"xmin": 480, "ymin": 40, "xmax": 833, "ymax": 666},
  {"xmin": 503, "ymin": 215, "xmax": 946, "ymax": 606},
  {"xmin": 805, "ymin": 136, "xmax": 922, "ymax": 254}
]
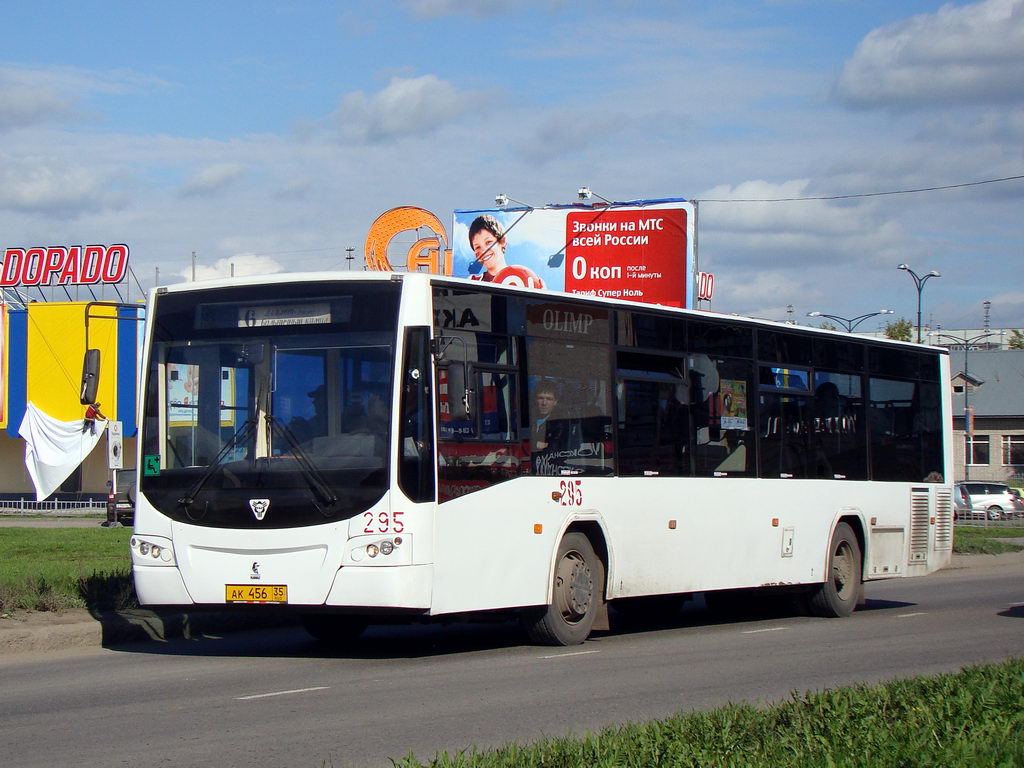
[
  {"xmin": 0, "ymin": 527, "xmax": 135, "ymax": 613},
  {"xmin": 388, "ymin": 658, "xmax": 1024, "ymax": 768},
  {"xmin": 953, "ymin": 525, "xmax": 1024, "ymax": 555}
]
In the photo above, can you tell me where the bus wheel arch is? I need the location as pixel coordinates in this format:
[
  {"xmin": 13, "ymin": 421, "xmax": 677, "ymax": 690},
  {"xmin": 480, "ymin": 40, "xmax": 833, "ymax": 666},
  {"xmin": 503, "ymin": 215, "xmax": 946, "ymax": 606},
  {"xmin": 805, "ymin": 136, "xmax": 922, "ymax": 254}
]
[
  {"xmin": 807, "ymin": 518, "xmax": 863, "ymax": 618},
  {"xmin": 523, "ymin": 526, "xmax": 608, "ymax": 645}
]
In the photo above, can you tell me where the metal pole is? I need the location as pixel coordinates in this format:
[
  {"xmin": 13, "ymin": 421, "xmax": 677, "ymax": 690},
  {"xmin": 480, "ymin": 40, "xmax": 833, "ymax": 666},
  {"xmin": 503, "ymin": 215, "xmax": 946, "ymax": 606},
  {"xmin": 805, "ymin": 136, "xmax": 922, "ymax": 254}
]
[
  {"xmin": 917, "ymin": 286, "xmax": 925, "ymax": 344},
  {"xmin": 964, "ymin": 343, "xmax": 971, "ymax": 481},
  {"xmin": 692, "ymin": 199, "xmax": 700, "ymax": 309}
]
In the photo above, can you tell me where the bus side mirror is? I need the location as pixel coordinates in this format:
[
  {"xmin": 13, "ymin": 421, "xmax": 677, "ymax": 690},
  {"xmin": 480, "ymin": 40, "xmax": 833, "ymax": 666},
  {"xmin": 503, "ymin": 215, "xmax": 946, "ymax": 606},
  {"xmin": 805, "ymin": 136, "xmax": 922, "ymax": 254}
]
[
  {"xmin": 446, "ymin": 362, "xmax": 472, "ymax": 421},
  {"xmin": 80, "ymin": 349, "xmax": 101, "ymax": 405}
]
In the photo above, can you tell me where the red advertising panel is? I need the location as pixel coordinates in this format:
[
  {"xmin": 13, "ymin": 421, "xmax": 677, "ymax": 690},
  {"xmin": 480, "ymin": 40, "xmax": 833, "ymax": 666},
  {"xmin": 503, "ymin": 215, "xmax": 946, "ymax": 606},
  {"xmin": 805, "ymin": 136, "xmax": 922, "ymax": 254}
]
[{"xmin": 564, "ymin": 207, "xmax": 688, "ymax": 307}]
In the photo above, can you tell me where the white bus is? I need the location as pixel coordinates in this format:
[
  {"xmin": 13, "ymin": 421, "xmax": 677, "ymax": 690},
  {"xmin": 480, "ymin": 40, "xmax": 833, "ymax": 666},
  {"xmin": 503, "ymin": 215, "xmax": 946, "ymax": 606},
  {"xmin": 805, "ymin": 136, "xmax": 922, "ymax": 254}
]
[{"xmin": 131, "ymin": 272, "xmax": 953, "ymax": 645}]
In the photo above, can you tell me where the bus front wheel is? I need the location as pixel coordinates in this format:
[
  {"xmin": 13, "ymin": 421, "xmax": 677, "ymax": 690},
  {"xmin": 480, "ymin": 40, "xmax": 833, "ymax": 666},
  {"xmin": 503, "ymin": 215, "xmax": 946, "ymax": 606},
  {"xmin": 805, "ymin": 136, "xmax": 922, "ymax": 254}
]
[
  {"xmin": 523, "ymin": 532, "xmax": 605, "ymax": 646},
  {"xmin": 807, "ymin": 523, "xmax": 861, "ymax": 618}
]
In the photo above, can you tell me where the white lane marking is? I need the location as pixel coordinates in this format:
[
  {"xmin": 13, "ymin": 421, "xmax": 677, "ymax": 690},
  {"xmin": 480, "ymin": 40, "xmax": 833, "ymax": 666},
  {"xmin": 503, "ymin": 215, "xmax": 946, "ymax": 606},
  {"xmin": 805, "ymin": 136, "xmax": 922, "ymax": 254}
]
[
  {"xmin": 540, "ymin": 650, "xmax": 600, "ymax": 659},
  {"xmin": 896, "ymin": 612, "xmax": 926, "ymax": 618},
  {"xmin": 236, "ymin": 686, "xmax": 330, "ymax": 700},
  {"xmin": 741, "ymin": 627, "xmax": 788, "ymax": 634}
]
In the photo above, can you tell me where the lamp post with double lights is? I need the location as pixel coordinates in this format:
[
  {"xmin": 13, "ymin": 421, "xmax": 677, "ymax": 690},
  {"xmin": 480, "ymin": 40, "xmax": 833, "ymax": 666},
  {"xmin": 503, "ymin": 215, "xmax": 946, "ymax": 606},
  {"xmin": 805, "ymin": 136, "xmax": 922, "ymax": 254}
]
[
  {"xmin": 897, "ymin": 264, "xmax": 941, "ymax": 343},
  {"xmin": 928, "ymin": 330, "xmax": 1006, "ymax": 481},
  {"xmin": 806, "ymin": 309, "xmax": 894, "ymax": 333}
]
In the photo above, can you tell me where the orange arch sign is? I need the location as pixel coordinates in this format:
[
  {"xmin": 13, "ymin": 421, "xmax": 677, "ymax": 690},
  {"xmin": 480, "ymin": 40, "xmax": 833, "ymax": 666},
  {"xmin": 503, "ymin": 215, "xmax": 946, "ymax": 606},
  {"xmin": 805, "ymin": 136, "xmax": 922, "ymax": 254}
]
[{"xmin": 364, "ymin": 207, "xmax": 453, "ymax": 275}]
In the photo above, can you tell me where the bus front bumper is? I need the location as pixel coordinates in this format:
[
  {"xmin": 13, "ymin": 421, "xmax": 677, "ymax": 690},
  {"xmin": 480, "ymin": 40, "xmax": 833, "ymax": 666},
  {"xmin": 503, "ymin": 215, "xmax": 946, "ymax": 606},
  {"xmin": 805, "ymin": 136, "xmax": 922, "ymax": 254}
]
[{"xmin": 133, "ymin": 563, "xmax": 433, "ymax": 611}]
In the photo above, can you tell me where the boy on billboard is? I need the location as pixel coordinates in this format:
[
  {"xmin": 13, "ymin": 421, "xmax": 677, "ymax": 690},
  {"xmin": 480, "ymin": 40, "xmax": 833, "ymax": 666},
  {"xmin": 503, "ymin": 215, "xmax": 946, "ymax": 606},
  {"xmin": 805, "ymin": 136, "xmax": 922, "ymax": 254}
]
[{"xmin": 469, "ymin": 215, "xmax": 545, "ymax": 289}]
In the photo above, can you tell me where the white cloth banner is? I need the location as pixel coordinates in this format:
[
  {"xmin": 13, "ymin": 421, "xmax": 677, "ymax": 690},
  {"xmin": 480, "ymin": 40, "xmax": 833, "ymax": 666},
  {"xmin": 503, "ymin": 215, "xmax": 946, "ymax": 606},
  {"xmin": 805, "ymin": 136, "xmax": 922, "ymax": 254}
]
[{"xmin": 19, "ymin": 401, "xmax": 107, "ymax": 501}]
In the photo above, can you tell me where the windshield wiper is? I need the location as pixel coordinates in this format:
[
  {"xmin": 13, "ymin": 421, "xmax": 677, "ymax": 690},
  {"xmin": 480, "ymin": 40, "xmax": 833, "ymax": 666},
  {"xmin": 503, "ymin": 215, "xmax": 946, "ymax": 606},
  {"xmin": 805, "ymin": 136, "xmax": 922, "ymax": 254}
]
[
  {"xmin": 266, "ymin": 415, "xmax": 339, "ymax": 512},
  {"xmin": 178, "ymin": 418, "xmax": 258, "ymax": 509}
]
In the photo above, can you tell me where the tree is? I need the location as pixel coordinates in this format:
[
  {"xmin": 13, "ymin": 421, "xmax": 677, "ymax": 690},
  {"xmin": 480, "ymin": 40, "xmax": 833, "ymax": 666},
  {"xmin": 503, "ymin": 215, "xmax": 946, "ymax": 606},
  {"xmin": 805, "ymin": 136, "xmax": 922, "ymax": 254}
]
[
  {"xmin": 884, "ymin": 317, "xmax": 913, "ymax": 342},
  {"xmin": 817, "ymin": 321, "xmax": 838, "ymax": 331},
  {"xmin": 1009, "ymin": 329, "xmax": 1024, "ymax": 350}
]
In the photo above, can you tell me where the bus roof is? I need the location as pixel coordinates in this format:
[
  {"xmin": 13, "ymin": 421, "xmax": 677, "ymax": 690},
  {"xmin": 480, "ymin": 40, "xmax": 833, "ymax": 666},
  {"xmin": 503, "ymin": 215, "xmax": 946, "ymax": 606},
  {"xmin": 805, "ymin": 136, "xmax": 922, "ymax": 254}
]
[{"xmin": 153, "ymin": 269, "xmax": 947, "ymax": 357}]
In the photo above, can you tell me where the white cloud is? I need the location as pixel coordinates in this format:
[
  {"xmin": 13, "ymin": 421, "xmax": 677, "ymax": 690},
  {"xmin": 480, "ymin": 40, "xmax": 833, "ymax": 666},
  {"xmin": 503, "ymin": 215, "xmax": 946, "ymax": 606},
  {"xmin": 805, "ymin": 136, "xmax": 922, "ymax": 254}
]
[
  {"xmin": 0, "ymin": 64, "xmax": 170, "ymax": 132},
  {"xmin": 178, "ymin": 252, "xmax": 284, "ymax": 282},
  {"xmin": 837, "ymin": 0, "xmax": 1024, "ymax": 109},
  {"xmin": 179, "ymin": 163, "xmax": 248, "ymax": 197},
  {"xmin": 0, "ymin": 154, "xmax": 108, "ymax": 215},
  {"xmin": 0, "ymin": 80, "xmax": 71, "ymax": 132},
  {"xmin": 334, "ymin": 75, "xmax": 473, "ymax": 143},
  {"xmin": 402, "ymin": 0, "xmax": 517, "ymax": 18},
  {"xmin": 697, "ymin": 179, "xmax": 910, "ymax": 268}
]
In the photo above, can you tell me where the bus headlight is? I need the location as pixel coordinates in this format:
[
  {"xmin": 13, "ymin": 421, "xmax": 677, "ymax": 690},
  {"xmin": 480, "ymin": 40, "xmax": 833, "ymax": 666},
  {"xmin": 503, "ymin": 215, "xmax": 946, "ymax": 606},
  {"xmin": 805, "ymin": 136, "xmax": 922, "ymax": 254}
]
[
  {"xmin": 347, "ymin": 535, "xmax": 411, "ymax": 565},
  {"xmin": 130, "ymin": 535, "xmax": 176, "ymax": 566}
]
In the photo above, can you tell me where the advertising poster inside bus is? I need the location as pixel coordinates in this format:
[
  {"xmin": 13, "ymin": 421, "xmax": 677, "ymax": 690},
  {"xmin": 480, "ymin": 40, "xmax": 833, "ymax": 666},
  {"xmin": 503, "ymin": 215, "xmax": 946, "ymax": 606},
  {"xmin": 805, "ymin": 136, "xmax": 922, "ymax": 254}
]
[{"xmin": 451, "ymin": 199, "xmax": 694, "ymax": 308}]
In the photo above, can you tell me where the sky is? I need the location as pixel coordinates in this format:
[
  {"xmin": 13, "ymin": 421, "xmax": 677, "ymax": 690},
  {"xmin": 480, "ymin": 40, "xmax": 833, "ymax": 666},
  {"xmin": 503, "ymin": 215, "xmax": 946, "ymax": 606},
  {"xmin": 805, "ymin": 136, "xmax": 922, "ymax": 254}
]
[{"xmin": 1, "ymin": 0, "xmax": 1022, "ymax": 331}]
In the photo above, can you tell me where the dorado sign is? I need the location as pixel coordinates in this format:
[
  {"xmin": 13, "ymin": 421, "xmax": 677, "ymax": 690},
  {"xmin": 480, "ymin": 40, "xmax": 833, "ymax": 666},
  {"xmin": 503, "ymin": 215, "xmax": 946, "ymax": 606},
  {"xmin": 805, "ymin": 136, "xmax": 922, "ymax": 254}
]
[{"xmin": 1, "ymin": 244, "xmax": 130, "ymax": 287}]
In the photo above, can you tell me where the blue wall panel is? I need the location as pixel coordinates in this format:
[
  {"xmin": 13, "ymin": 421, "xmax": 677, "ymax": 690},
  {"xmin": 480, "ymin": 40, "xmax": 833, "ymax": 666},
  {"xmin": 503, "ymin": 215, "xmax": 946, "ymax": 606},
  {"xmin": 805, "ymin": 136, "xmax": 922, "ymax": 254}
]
[
  {"xmin": 117, "ymin": 306, "xmax": 141, "ymax": 437},
  {"xmin": 6, "ymin": 309, "xmax": 27, "ymax": 438}
]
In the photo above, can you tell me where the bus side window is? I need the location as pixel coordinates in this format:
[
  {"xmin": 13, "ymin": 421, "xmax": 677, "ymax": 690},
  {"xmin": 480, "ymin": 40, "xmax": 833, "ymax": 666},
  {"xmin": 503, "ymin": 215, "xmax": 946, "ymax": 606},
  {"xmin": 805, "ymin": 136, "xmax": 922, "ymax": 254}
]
[{"xmin": 691, "ymin": 355, "xmax": 755, "ymax": 477}]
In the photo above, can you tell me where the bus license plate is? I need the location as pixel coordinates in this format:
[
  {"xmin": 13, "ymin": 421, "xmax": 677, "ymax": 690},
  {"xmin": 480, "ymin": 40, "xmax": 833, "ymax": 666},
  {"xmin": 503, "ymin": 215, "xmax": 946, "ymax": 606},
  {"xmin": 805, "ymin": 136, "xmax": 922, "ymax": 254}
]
[{"xmin": 225, "ymin": 584, "xmax": 288, "ymax": 604}]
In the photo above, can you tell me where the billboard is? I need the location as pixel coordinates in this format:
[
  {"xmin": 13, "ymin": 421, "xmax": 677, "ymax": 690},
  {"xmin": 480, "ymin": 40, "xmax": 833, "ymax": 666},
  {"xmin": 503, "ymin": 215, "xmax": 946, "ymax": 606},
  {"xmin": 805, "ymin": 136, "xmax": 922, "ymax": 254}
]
[{"xmin": 452, "ymin": 199, "xmax": 695, "ymax": 308}]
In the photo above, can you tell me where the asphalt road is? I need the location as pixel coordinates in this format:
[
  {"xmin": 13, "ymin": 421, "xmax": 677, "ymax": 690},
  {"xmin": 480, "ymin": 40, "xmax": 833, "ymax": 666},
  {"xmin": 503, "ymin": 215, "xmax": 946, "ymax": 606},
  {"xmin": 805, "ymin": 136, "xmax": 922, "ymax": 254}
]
[{"xmin": 2, "ymin": 556, "xmax": 1021, "ymax": 768}]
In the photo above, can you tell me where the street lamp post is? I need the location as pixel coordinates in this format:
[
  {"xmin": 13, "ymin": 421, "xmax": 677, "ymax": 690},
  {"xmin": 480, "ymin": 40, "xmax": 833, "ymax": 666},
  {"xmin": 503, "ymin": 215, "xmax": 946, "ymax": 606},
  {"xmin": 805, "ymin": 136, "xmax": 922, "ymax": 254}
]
[
  {"xmin": 806, "ymin": 309, "xmax": 894, "ymax": 333},
  {"xmin": 928, "ymin": 330, "xmax": 1006, "ymax": 481},
  {"xmin": 897, "ymin": 264, "xmax": 941, "ymax": 343}
]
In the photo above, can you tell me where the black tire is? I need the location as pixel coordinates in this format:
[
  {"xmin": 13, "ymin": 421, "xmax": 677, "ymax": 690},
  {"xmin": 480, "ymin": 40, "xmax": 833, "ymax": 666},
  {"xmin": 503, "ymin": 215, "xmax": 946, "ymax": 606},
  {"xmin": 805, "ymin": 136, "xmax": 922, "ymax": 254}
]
[
  {"xmin": 522, "ymin": 532, "xmax": 605, "ymax": 646},
  {"xmin": 807, "ymin": 522, "xmax": 861, "ymax": 618},
  {"xmin": 987, "ymin": 506, "xmax": 1002, "ymax": 521},
  {"xmin": 301, "ymin": 614, "xmax": 368, "ymax": 644}
]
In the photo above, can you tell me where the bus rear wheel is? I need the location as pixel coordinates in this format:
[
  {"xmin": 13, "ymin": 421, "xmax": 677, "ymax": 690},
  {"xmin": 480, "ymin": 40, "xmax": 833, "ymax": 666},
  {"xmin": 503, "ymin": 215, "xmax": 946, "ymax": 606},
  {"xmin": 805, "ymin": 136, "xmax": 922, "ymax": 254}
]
[
  {"xmin": 807, "ymin": 522, "xmax": 861, "ymax": 618},
  {"xmin": 522, "ymin": 532, "xmax": 605, "ymax": 646},
  {"xmin": 301, "ymin": 614, "xmax": 368, "ymax": 645}
]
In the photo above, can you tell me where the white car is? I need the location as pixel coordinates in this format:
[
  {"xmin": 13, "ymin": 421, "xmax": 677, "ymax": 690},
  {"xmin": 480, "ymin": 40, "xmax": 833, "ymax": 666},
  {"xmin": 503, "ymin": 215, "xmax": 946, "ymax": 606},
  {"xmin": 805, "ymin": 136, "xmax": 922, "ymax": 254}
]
[{"xmin": 956, "ymin": 481, "xmax": 1021, "ymax": 520}]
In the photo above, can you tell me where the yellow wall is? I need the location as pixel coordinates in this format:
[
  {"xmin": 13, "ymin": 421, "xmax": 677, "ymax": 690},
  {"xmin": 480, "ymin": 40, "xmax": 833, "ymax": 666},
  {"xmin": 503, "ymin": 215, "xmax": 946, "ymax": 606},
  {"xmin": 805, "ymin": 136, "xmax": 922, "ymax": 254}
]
[{"xmin": 26, "ymin": 303, "xmax": 119, "ymax": 422}]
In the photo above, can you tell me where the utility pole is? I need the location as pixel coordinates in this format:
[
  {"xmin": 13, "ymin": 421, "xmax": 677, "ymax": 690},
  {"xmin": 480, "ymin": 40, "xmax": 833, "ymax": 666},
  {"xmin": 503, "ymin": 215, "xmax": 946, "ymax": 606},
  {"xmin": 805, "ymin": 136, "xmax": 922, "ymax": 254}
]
[{"xmin": 191, "ymin": 251, "xmax": 196, "ymax": 282}]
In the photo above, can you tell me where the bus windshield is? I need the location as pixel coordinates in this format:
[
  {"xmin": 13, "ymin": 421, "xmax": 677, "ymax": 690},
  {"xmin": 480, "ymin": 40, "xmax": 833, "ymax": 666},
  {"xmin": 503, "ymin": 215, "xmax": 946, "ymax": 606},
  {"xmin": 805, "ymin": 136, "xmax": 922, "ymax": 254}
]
[{"xmin": 140, "ymin": 281, "xmax": 401, "ymax": 528}]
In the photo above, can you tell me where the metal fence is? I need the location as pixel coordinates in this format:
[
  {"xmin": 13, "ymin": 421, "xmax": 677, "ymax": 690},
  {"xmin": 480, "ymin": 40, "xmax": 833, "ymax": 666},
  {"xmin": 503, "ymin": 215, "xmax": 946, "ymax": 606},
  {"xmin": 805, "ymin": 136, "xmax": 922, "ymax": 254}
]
[
  {"xmin": 0, "ymin": 499, "xmax": 107, "ymax": 516},
  {"xmin": 955, "ymin": 516, "xmax": 1024, "ymax": 530}
]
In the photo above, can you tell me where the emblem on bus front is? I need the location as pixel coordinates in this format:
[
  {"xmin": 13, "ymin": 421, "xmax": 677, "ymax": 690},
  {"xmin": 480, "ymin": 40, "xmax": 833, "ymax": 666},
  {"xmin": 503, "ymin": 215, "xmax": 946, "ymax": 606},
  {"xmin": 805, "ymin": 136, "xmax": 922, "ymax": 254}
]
[{"xmin": 249, "ymin": 499, "xmax": 270, "ymax": 521}]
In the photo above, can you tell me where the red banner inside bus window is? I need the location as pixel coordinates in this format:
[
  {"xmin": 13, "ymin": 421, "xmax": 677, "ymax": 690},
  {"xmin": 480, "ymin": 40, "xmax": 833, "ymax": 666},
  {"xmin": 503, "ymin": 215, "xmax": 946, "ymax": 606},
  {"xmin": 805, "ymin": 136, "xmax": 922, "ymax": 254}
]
[
  {"xmin": 1, "ymin": 245, "xmax": 130, "ymax": 286},
  {"xmin": 564, "ymin": 209, "xmax": 687, "ymax": 308}
]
